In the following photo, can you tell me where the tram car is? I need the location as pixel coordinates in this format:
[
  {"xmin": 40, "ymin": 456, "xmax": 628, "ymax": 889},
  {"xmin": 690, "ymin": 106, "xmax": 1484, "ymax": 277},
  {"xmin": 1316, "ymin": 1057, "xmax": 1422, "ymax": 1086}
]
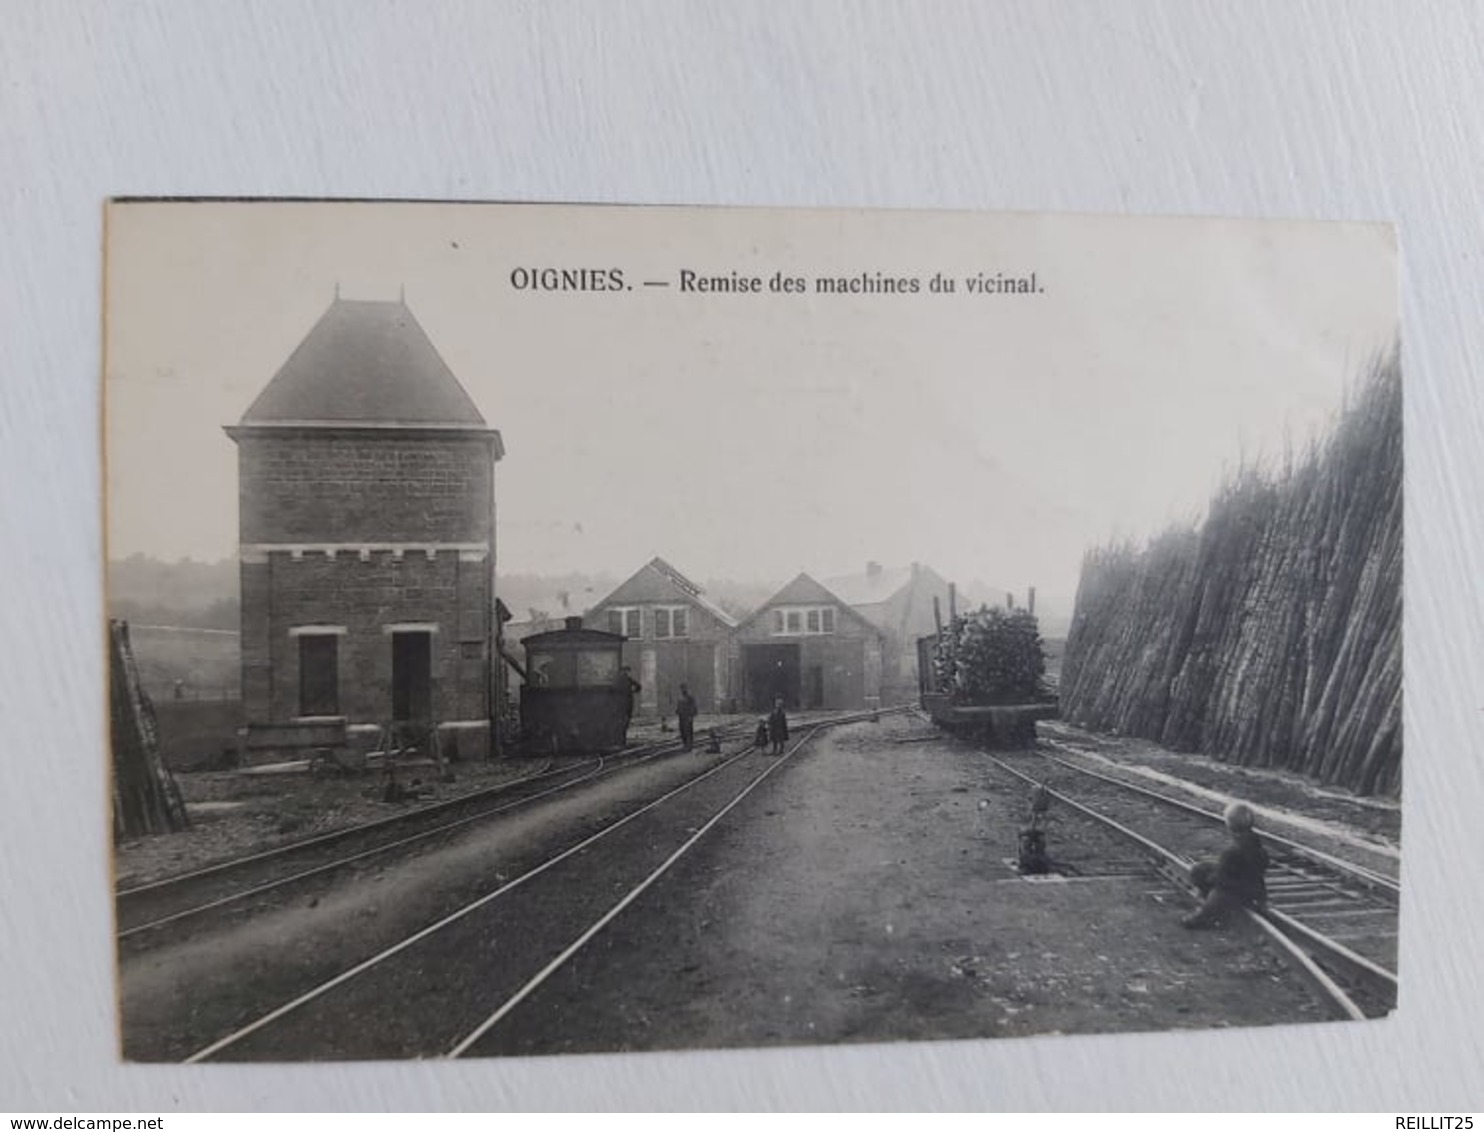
[{"xmin": 518, "ymin": 617, "xmax": 632, "ymax": 754}]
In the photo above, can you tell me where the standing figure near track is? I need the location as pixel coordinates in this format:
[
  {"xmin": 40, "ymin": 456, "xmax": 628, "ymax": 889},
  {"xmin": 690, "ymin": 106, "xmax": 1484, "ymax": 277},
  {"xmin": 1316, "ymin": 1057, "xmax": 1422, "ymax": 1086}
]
[
  {"xmin": 1182, "ymin": 800, "xmax": 1270, "ymax": 928},
  {"xmin": 676, "ymin": 683, "xmax": 698, "ymax": 751},
  {"xmin": 612, "ymin": 665, "xmax": 641, "ymax": 739},
  {"xmin": 767, "ymin": 697, "xmax": 789, "ymax": 755}
]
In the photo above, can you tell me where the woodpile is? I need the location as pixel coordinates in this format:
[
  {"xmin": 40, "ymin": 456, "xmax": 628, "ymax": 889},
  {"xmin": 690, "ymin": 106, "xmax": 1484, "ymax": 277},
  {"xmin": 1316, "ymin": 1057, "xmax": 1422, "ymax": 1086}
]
[
  {"xmin": 111, "ymin": 619, "xmax": 191, "ymax": 837},
  {"xmin": 935, "ymin": 607, "xmax": 1051, "ymax": 705},
  {"xmin": 1060, "ymin": 350, "xmax": 1402, "ymax": 796}
]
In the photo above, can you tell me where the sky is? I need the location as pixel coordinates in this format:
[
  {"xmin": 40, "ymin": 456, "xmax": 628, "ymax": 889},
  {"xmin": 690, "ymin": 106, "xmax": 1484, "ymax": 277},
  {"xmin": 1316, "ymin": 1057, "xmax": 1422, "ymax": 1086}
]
[{"xmin": 104, "ymin": 201, "xmax": 1397, "ymax": 619}]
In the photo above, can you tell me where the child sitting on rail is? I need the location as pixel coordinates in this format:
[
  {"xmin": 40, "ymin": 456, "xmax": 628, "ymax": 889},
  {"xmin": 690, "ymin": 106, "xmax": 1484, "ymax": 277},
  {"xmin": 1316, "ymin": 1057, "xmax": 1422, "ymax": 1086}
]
[{"xmin": 1182, "ymin": 801, "xmax": 1270, "ymax": 929}]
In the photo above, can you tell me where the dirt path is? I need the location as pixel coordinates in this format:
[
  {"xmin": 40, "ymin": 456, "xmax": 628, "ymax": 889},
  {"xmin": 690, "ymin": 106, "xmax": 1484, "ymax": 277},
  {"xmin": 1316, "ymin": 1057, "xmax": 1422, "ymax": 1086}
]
[{"xmin": 479, "ymin": 714, "xmax": 1326, "ymax": 1055}]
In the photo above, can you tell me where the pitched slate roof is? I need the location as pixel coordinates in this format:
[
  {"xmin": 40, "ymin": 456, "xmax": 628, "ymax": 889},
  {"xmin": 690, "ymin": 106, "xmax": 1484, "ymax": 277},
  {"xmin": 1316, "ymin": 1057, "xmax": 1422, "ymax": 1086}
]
[
  {"xmin": 764, "ymin": 572, "xmax": 847, "ymax": 607},
  {"xmin": 588, "ymin": 557, "xmax": 739, "ymax": 628},
  {"xmin": 737, "ymin": 572, "xmax": 882, "ymax": 636},
  {"xmin": 239, "ymin": 298, "xmax": 486, "ymax": 427},
  {"xmin": 822, "ymin": 563, "xmax": 961, "ymax": 637}
]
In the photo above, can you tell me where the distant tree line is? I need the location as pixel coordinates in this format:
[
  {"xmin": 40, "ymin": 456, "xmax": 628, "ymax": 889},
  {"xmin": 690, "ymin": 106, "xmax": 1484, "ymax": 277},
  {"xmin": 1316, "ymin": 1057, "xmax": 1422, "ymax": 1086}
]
[{"xmin": 111, "ymin": 595, "xmax": 240, "ymax": 630}]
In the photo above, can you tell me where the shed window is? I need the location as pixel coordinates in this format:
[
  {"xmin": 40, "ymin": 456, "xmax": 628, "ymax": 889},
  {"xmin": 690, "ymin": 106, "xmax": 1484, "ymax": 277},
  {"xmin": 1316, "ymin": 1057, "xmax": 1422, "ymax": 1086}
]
[
  {"xmin": 655, "ymin": 606, "xmax": 689, "ymax": 639},
  {"xmin": 770, "ymin": 606, "xmax": 837, "ymax": 636},
  {"xmin": 607, "ymin": 607, "xmax": 641, "ymax": 638},
  {"xmin": 298, "ymin": 634, "xmax": 339, "ymax": 716}
]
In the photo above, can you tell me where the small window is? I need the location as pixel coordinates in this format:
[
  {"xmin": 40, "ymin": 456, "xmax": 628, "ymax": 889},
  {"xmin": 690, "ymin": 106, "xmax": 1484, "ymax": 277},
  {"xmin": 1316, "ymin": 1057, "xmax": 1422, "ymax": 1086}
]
[
  {"xmin": 655, "ymin": 606, "xmax": 689, "ymax": 640},
  {"xmin": 460, "ymin": 640, "xmax": 484, "ymax": 660},
  {"xmin": 773, "ymin": 610, "xmax": 784, "ymax": 633},
  {"xmin": 807, "ymin": 609, "xmax": 820, "ymax": 633},
  {"xmin": 821, "ymin": 607, "xmax": 835, "ymax": 633},
  {"xmin": 608, "ymin": 607, "xmax": 641, "ymax": 638},
  {"xmin": 299, "ymin": 634, "xmax": 339, "ymax": 716},
  {"xmin": 786, "ymin": 610, "xmax": 802, "ymax": 633},
  {"xmin": 577, "ymin": 649, "xmax": 620, "ymax": 686}
]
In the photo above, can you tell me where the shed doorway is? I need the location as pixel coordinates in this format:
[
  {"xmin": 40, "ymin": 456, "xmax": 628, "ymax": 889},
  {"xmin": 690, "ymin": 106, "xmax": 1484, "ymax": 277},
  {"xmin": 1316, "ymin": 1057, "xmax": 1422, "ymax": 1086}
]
[
  {"xmin": 392, "ymin": 630, "xmax": 433, "ymax": 722},
  {"xmin": 742, "ymin": 643, "xmax": 801, "ymax": 711},
  {"xmin": 806, "ymin": 665, "xmax": 825, "ymax": 710}
]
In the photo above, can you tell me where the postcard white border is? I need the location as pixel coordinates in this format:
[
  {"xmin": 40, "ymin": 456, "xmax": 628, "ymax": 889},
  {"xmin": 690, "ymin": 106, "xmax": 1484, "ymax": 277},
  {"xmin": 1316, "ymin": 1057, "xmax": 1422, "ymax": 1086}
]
[{"xmin": 5, "ymin": 0, "xmax": 1482, "ymax": 1112}]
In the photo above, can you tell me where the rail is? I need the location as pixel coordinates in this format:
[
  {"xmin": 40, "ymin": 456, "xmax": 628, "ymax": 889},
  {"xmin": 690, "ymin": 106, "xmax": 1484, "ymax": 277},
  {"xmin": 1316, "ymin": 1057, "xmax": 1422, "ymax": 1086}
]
[{"xmin": 177, "ymin": 707, "xmax": 901, "ymax": 1061}]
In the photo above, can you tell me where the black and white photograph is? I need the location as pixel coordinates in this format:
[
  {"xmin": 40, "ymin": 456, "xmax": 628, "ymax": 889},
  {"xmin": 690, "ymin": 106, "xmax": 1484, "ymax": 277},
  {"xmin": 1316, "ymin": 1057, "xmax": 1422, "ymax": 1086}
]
[{"xmin": 104, "ymin": 199, "xmax": 1400, "ymax": 1063}]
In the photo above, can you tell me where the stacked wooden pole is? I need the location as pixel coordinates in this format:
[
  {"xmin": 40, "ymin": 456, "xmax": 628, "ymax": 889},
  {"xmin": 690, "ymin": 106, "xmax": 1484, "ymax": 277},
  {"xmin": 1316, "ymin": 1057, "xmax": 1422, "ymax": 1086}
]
[
  {"xmin": 111, "ymin": 619, "xmax": 191, "ymax": 838},
  {"xmin": 1060, "ymin": 351, "xmax": 1402, "ymax": 796}
]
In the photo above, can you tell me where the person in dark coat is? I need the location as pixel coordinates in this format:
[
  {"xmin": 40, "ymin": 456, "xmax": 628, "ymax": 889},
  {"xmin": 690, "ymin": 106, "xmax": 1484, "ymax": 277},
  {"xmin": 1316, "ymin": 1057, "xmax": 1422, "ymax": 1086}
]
[
  {"xmin": 676, "ymin": 684, "xmax": 698, "ymax": 751},
  {"xmin": 612, "ymin": 665, "xmax": 640, "ymax": 734},
  {"xmin": 754, "ymin": 717, "xmax": 770, "ymax": 750},
  {"xmin": 1182, "ymin": 801, "xmax": 1270, "ymax": 928},
  {"xmin": 767, "ymin": 697, "xmax": 789, "ymax": 755}
]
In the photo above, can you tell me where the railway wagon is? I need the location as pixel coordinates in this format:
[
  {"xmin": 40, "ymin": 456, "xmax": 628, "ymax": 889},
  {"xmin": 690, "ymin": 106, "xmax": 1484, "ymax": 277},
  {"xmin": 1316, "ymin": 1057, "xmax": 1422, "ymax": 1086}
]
[
  {"xmin": 916, "ymin": 632, "xmax": 1059, "ymax": 749},
  {"xmin": 519, "ymin": 618, "xmax": 632, "ymax": 754}
]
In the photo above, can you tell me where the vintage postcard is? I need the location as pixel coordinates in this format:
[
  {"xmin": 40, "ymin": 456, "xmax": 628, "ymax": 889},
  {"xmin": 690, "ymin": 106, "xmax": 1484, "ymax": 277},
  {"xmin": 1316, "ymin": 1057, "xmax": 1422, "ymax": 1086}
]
[{"xmin": 105, "ymin": 201, "xmax": 1399, "ymax": 1061}]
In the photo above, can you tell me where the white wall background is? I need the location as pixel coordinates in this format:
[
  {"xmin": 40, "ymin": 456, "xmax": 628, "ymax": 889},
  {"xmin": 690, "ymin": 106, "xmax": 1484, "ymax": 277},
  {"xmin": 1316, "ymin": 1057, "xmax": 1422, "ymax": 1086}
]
[{"xmin": 3, "ymin": 0, "xmax": 1481, "ymax": 1112}]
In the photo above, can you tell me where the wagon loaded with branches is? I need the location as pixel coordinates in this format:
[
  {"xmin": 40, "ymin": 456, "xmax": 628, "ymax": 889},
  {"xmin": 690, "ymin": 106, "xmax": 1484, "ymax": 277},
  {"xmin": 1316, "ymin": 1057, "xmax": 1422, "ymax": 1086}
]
[{"xmin": 919, "ymin": 606, "xmax": 1059, "ymax": 749}]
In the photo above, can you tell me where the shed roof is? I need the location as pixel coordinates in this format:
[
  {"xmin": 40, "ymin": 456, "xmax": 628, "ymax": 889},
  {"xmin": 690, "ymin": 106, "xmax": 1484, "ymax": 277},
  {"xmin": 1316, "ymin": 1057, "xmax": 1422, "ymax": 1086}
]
[
  {"xmin": 820, "ymin": 565, "xmax": 917, "ymax": 607},
  {"xmin": 238, "ymin": 298, "xmax": 487, "ymax": 427},
  {"xmin": 736, "ymin": 572, "xmax": 882, "ymax": 636},
  {"xmin": 588, "ymin": 557, "xmax": 739, "ymax": 628},
  {"xmin": 522, "ymin": 626, "xmax": 625, "ymax": 648},
  {"xmin": 765, "ymin": 572, "xmax": 847, "ymax": 607}
]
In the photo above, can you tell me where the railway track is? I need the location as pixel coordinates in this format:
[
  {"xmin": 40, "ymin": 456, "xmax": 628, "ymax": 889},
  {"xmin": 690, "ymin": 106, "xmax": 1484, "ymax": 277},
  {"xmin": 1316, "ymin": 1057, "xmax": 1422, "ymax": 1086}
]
[
  {"xmin": 116, "ymin": 721, "xmax": 767, "ymax": 943},
  {"xmin": 170, "ymin": 708, "xmax": 895, "ymax": 1062},
  {"xmin": 978, "ymin": 738, "xmax": 1399, "ymax": 1021}
]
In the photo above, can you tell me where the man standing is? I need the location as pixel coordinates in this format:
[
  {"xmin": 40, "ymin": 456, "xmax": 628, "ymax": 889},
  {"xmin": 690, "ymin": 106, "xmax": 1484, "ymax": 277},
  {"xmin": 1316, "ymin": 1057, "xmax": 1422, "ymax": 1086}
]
[
  {"xmin": 613, "ymin": 665, "xmax": 640, "ymax": 738},
  {"xmin": 768, "ymin": 697, "xmax": 789, "ymax": 755},
  {"xmin": 676, "ymin": 683, "xmax": 698, "ymax": 751}
]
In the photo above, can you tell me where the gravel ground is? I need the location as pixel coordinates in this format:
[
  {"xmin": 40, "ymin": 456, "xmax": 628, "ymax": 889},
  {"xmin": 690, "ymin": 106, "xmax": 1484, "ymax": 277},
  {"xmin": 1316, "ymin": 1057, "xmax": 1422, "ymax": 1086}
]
[
  {"xmin": 115, "ymin": 710, "xmax": 840, "ymax": 890},
  {"xmin": 470, "ymin": 714, "xmax": 1330, "ymax": 1056},
  {"xmin": 119, "ymin": 712, "xmax": 1363, "ymax": 1061},
  {"xmin": 112, "ymin": 756, "xmax": 574, "ymax": 889},
  {"xmin": 118, "ymin": 743, "xmax": 760, "ymax": 1061},
  {"xmin": 1039, "ymin": 721, "xmax": 1400, "ymax": 865}
]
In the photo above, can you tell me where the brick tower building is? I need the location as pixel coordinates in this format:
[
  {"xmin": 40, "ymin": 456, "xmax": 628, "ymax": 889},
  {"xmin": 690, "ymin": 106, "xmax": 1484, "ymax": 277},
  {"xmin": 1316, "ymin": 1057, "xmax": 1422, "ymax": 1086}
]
[{"xmin": 226, "ymin": 297, "xmax": 504, "ymax": 760}]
